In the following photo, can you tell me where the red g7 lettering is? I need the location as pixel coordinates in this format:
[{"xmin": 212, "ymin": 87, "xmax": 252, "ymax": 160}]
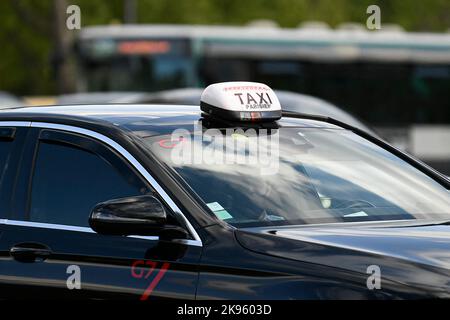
[{"xmin": 131, "ymin": 260, "xmax": 170, "ymax": 301}]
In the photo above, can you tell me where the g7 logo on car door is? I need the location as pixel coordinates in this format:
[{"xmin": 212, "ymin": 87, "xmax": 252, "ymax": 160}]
[{"xmin": 131, "ymin": 260, "xmax": 171, "ymax": 301}]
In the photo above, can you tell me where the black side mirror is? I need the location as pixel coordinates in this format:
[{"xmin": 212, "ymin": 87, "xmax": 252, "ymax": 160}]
[{"xmin": 89, "ymin": 195, "xmax": 187, "ymax": 238}]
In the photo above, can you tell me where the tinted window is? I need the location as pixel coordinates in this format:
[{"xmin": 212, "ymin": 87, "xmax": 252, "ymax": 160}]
[
  {"xmin": 78, "ymin": 38, "xmax": 193, "ymax": 91},
  {"xmin": 0, "ymin": 139, "xmax": 14, "ymax": 218},
  {"xmin": 145, "ymin": 128, "xmax": 450, "ymax": 227},
  {"xmin": 29, "ymin": 141, "xmax": 148, "ymax": 226},
  {"xmin": 200, "ymin": 58, "xmax": 450, "ymax": 125}
]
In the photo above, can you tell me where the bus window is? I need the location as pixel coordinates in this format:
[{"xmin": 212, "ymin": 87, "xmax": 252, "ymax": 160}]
[
  {"xmin": 76, "ymin": 38, "xmax": 195, "ymax": 92},
  {"xmin": 200, "ymin": 58, "xmax": 308, "ymax": 94},
  {"xmin": 200, "ymin": 57, "xmax": 450, "ymax": 126}
]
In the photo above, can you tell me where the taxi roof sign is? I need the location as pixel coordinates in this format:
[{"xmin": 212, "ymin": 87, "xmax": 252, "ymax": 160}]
[{"xmin": 200, "ymin": 82, "xmax": 282, "ymax": 122}]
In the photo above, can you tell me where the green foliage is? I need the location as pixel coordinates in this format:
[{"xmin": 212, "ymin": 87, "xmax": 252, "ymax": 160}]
[{"xmin": 0, "ymin": 0, "xmax": 449, "ymax": 95}]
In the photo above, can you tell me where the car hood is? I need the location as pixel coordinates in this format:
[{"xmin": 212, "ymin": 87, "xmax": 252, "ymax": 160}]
[{"xmin": 236, "ymin": 223, "xmax": 450, "ymax": 297}]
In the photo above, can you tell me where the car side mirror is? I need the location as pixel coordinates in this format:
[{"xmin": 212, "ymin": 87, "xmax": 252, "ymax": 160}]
[{"xmin": 89, "ymin": 195, "xmax": 187, "ymax": 238}]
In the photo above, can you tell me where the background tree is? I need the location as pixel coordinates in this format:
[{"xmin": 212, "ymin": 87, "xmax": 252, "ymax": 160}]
[{"xmin": 0, "ymin": 0, "xmax": 449, "ymax": 96}]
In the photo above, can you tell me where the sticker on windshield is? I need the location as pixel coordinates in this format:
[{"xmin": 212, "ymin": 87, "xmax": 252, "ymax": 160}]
[
  {"xmin": 231, "ymin": 133, "xmax": 249, "ymax": 140},
  {"xmin": 158, "ymin": 137, "xmax": 185, "ymax": 149},
  {"xmin": 344, "ymin": 211, "xmax": 368, "ymax": 218},
  {"xmin": 207, "ymin": 202, "xmax": 233, "ymax": 220},
  {"xmin": 207, "ymin": 202, "xmax": 224, "ymax": 211}
]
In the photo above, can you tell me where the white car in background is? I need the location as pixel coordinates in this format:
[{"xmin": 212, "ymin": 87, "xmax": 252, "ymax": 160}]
[
  {"xmin": 0, "ymin": 92, "xmax": 23, "ymax": 109},
  {"xmin": 57, "ymin": 88, "xmax": 377, "ymax": 137}
]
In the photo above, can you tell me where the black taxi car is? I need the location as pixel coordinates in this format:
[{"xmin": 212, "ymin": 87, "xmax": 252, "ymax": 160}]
[{"xmin": 1, "ymin": 82, "xmax": 450, "ymax": 300}]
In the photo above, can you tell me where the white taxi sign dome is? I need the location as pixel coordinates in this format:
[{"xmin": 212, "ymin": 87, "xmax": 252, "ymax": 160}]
[{"xmin": 200, "ymin": 82, "xmax": 282, "ymax": 122}]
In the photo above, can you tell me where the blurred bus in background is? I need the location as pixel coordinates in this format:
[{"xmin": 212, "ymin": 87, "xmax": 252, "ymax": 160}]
[{"xmin": 74, "ymin": 23, "xmax": 450, "ymax": 173}]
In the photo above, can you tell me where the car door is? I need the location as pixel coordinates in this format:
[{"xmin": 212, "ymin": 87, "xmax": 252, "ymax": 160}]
[
  {"xmin": 0, "ymin": 124, "xmax": 202, "ymax": 300},
  {"xmin": 0, "ymin": 124, "xmax": 30, "ymax": 297}
]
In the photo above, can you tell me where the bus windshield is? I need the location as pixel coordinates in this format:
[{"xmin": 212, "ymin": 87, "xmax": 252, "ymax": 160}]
[{"xmin": 76, "ymin": 38, "xmax": 194, "ymax": 91}]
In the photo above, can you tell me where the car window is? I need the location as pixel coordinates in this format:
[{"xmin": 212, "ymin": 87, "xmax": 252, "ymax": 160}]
[
  {"xmin": 0, "ymin": 138, "xmax": 14, "ymax": 218},
  {"xmin": 29, "ymin": 140, "xmax": 149, "ymax": 227},
  {"xmin": 144, "ymin": 127, "xmax": 450, "ymax": 227}
]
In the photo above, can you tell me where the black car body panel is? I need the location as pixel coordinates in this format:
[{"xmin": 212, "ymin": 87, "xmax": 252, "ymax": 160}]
[
  {"xmin": 236, "ymin": 224, "xmax": 450, "ymax": 298},
  {"xmin": 1, "ymin": 224, "xmax": 202, "ymax": 299},
  {"xmin": 193, "ymin": 224, "xmax": 429, "ymax": 300}
]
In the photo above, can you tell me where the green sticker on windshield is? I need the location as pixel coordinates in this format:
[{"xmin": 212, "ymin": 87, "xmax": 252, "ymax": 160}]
[
  {"xmin": 344, "ymin": 211, "xmax": 368, "ymax": 218},
  {"xmin": 214, "ymin": 210, "xmax": 233, "ymax": 220},
  {"xmin": 207, "ymin": 202, "xmax": 233, "ymax": 220},
  {"xmin": 207, "ymin": 202, "xmax": 224, "ymax": 211}
]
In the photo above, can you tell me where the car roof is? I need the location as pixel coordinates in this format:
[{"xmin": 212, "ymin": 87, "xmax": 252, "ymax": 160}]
[
  {"xmin": 56, "ymin": 89, "xmax": 371, "ymax": 133},
  {"xmin": 0, "ymin": 104, "xmax": 342, "ymax": 137},
  {"xmin": 138, "ymin": 88, "xmax": 373, "ymax": 135}
]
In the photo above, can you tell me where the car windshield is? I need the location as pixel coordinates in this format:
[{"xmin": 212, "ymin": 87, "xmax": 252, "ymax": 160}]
[{"xmin": 143, "ymin": 126, "xmax": 450, "ymax": 227}]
